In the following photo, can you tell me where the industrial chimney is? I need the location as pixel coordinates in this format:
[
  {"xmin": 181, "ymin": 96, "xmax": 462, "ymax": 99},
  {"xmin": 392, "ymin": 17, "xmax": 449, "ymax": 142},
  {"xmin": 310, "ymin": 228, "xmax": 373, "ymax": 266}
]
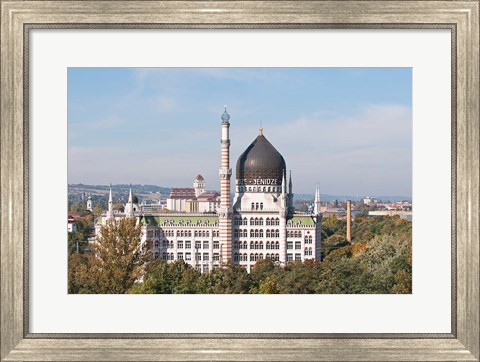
[{"xmin": 346, "ymin": 200, "xmax": 352, "ymax": 243}]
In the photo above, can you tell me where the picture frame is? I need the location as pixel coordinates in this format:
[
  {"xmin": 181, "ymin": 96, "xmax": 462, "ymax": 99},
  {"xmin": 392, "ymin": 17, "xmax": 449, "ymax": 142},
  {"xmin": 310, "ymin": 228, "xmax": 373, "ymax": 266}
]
[{"xmin": 1, "ymin": 1, "xmax": 478, "ymax": 361}]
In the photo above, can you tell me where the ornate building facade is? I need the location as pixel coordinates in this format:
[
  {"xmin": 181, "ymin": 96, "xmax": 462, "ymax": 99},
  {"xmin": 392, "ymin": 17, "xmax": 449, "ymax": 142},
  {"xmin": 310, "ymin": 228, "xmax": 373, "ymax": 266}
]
[{"xmin": 96, "ymin": 107, "xmax": 322, "ymax": 273}]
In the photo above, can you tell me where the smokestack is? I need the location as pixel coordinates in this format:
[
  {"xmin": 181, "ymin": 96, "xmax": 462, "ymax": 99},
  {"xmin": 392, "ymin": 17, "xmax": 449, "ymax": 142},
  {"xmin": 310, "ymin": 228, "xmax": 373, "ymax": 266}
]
[{"xmin": 346, "ymin": 200, "xmax": 352, "ymax": 242}]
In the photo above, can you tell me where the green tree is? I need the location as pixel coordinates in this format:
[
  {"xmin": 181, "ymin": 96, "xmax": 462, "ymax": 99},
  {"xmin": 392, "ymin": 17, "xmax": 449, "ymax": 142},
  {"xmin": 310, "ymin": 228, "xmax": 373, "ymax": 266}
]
[{"xmin": 68, "ymin": 218, "xmax": 150, "ymax": 294}]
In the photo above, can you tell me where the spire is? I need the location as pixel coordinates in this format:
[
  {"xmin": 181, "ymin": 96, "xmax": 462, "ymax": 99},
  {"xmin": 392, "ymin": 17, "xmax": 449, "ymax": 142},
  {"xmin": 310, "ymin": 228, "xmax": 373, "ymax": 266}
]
[
  {"xmin": 107, "ymin": 184, "xmax": 114, "ymax": 220},
  {"xmin": 314, "ymin": 184, "xmax": 321, "ymax": 215},
  {"xmin": 288, "ymin": 170, "xmax": 293, "ymax": 195},
  {"xmin": 282, "ymin": 171, "xmax": 286, "ymax": 196},
  {"xmin": 128, "ymin": 185, "xmax": 133, "ymax": 203},
  {"xmin": 126, "ymin": 184, "xmax": 134, "ymax": 217},
  {"xmin": 259, "ymin": 127, "xmax": 263, "ymax": 136}
]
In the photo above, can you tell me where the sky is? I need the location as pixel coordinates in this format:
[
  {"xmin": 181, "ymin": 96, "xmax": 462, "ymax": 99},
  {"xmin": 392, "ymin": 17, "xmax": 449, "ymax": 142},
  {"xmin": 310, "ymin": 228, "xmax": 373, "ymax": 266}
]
[{"xmin": 68, "ymin": 68, "xmax": 412, "ymax": 196}]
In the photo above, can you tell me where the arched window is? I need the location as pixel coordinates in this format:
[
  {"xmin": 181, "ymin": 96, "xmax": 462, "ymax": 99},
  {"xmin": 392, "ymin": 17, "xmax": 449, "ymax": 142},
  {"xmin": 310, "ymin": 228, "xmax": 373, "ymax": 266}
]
[
  {"xmin": 154, "ymin": 252, "xmax": 159, "ymax": 259},
  {"xmin": 259, "ymin": 230, "xmax": 264, "ymax": 238},
  {"xmin": 251, "ymin": 203, "xmax": 255, "ymax": 210},
  {"xmin": 243, "ymin": 241, "xmax": 248, "ymax": 249},
  {"xmin": 260, "ymin": 202, "xmax": 264, "ymax": 210},
  {"xmin": 275, "ymin": 218, "xmax": 280, "ymax": 226},
  {"xmin": 255, "ymin": 253, "xmax": 259, "ymax": 261},
  {"xmin": 255, "ymin": 241, "xmax": 259, "ymax": 249},
  {"xmin": 256, "ymin": 202, "xmax": 259, "ymax": 210},
  {"xmin": 275, "ymin": 241, "xmax": 280, "ymax": 249},
  {"xmin": 275, "ymin": 230, "xmax": 280, "ymax": 238},
  {"xmin": 266, "ymin": 253, "xmax": 270, "ymax": 259},
  {"xmin": 243, "ymin": 218, "xmax": 247, "ymax": 225},
  {"xmin": 250, "ymin": 253, "xmax": 255, "ymax": 262},
  {"xmin": 258, "ymin": 254, "xmax": 263, "ymax": 259},
  {"xmin": 259, "ymin": 241, "xmax": 264, "ymax": 249},
  {"xmin": 250, "ymin": 217, "xmax": 254, "ymax": 225},
  {"xmin": 266, "ymin": 241, "xmax": 270, "ymax": 249},
  {"xmin": 250, "ymin": 241, "xmax": 254, "ymax": 249},
  {"xmin": 266, "ymin": 218, "xmax": 270, "ymax": 226},
  {"xmin": 258, "ymin": 218, "xmax": 263, "ymax": 226},
  {"xmin": 254, "ymin": 229, "xmax": 259, "ymax": 238},
  {"xmin": 266, "ymin": 229, "xmax": 271, "ymax": 238}
]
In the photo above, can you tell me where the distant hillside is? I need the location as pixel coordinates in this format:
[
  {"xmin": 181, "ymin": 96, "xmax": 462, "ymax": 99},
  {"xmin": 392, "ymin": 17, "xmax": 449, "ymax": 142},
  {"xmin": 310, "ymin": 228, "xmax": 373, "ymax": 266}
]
[
  {"xmin": 294, "ymin": 194, "xmax": 412, "ymax": 203},
  {"xmin": 68, "ymin": 184, "xmax": 411, "ymax": 203}
]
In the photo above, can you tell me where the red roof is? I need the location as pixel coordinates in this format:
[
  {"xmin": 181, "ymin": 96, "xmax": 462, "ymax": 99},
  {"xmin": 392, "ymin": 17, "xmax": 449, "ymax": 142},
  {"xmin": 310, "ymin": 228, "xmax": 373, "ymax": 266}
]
[
  {"xmin": 168, "ymin": 188, "xmax": 196, "ymax": 199},
  {"xmin": 196, "ymin": 191, "xmax": 220, "ymax": 201},
  {"xmin": 195, "ymin": 174, "xmax": 204, "ymax": 181}
]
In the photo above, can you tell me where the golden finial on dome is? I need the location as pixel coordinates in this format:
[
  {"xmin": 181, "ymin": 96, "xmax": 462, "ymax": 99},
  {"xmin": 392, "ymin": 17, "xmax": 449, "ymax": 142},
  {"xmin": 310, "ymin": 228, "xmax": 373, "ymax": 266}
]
[{"xmin": 259, "ymin": 127, "xmax": 263, "ymax": 135}]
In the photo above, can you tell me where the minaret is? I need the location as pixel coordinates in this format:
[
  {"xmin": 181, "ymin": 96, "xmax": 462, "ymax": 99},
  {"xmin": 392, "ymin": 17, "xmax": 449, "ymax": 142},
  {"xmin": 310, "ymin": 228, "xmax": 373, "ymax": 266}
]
[
  {"xmin": 126, "ymin": 185, "xmax": 134, "ymax": 218},
  {"xmin": 107, "ymin": 184, "xmax": 114, "ymax": 220},
  {"xmin": 314, "ymin": 184, "xmax": 321, "ymax": 215},
  {"xmin": 219, "ymin": 106, "xmax": 232, "ymax": 263}
]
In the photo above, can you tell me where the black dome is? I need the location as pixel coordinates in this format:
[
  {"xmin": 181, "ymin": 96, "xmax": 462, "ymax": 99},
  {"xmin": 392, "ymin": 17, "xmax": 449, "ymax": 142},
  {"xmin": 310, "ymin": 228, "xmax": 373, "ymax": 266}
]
[{"xmin": 236, "ymin": 134, "xmax": 286, "ymax": 184}]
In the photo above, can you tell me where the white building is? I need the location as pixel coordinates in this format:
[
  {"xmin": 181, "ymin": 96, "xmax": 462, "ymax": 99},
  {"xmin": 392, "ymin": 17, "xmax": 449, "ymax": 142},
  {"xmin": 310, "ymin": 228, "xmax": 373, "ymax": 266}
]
[
  {"xmin": 96, "ymin": 107, "xmax": 322, "ymax": 273},
  {"xmin": 166, "ymin": 175, "xmax": 220, "ymax": 213}
]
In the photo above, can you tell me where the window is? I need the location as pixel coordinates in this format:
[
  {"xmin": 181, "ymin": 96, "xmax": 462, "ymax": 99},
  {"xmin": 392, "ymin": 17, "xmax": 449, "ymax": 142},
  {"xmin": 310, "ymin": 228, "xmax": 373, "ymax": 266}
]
[
  {"xmin": 234, "ymin": 253, "xmax": 239, "ymax": 261},
  {"xmin": 255, "ymin": 241, "xmax": 259, "ymax": 249},
  {"xmin": 178, "ymin": 253, "xmax": 183, "ymax": 260},
  {"xmin": 266, "ymin": 241, "xmax": 270, "ymax": 249},
  {"xmin": 250, "ymin": 217, "xmax": 254, "ymax": 225},
  {"xmin": 258, "ymin": 218, "xmax": 263, "ymax": 226},
  {"xmin": 275, "ymin": 218, "xmax": 280, "ymax": 226},
  {"xmin": 203, "ymin": 241, "xmax": 209, "ymax": 249},
  {"xmin": 287, "ymin": 254, "xmax": 293, "ymax": 261},
  {"xmin": 259, "ymin": 241, "xmax": 264, "ymax": 249},
  {"xmin": 295, "ymin": 253, "xmax": 302, "ymax": 261},
  {"xmin": 275, "ymin": 241, "xmax": 280, "ymax": 249},
  {"xmin": 250, "ymin": 230, "xmax": 254, "ymax": 237},
  {"xmin": 195, "ymin": 241, "xmax": 201, "ymax": 249},
  {"xmin": 185, "ymin": 241, "xmax": 191, "ymax": 249},
  {"xmin": 266, "ymin": 229, "xmax": 271, "ymax": 238},
  {"xmin": 250, "ymin": 241, "xmax": 254, "ymax": 249},
  {"xmin": 177, "ymin": 241, "xmax": 183, "ymax": 249},
  {"xmin": 195, "ymin": 253, "xmax": 201, "ymax": 261},
  {"xmin": 259, "ymin": 230, "xmax": 264, "ymax": 238},
  {"xmin": 154, "ymin": 241, "xmax": 159, "ymax": 248},
  {"xmin": 266, "ymin": 218, "xmax": 270, "ymax": 226},
  {"xmin": 254, "ymin": 229, "xmax": 259, "ymax": 238},
  {"xmin": 214, "ymin": 241, "xmax": 219, "ymax": 249},
  {"xmin": 275, "ymin": 230, "xmax": 280, "ymax": 238},
  {"xmin": 295, "ymin": 241, "xmax": 302, "ymax": 250},
  {"xmin": 251, "ymin": 203, "xmax": 255, "ymax": 210},
  {"xmin": 147, "ymin": 230, "xmax": 153, "ymax": 238},
  {"xmin": 250, "ymin": 253, "xmax": 255, "ymax": 261},
  {"xmin": 154, "ymin": 252, "xmax": 159, "ymax": 259},
  {"xmin": 185, "ymin": 252, "xmax": 191, "ymax": 260},
  {"xmin": 213, "ymin": 253, "xmax": 220, "ymax": 261},
  {"xmin": 287, "ymin": 242, "xmax": 293, "ymax": 250},
  {"xmin": 274, "ymin": 253, "xmax": 280, "ymax": 261},
  {"xmin": 203, "ymin": 253, "xmax": 209, "ymax": 261},
  {"xmin": 260, "ymin": 202, "xmax": 263, "ymax": 210},
  {"xmin": 234, "ymin": 229, "xmax": 239, "ymax": 238}
]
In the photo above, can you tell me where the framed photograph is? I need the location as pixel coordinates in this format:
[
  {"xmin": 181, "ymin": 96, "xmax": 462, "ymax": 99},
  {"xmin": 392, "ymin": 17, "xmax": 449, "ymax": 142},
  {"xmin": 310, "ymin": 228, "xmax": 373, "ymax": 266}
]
[{"xmin": 1, "ymin": 1, "xmax": 478, "ymax": 361}]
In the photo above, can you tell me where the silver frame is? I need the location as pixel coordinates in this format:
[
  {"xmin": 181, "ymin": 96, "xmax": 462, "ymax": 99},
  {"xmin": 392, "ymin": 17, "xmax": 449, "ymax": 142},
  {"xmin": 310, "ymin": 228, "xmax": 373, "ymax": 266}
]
[{"xmin": 1, "ymin": 1, "xmax": 478, "ymax": 361}]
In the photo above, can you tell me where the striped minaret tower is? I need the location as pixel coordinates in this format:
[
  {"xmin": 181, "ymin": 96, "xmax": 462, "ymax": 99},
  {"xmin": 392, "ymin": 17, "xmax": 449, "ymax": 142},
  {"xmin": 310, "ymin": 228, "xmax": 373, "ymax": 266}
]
[{"xmin": 219, "ymin": 106, "xmax": 232, "ymax": 264}]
